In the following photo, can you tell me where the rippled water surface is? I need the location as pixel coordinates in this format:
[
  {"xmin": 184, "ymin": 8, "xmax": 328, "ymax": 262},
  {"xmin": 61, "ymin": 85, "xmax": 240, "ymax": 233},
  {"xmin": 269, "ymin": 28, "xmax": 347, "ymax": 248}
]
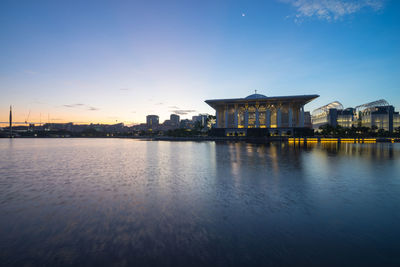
[{"xmin": 1, "ymin": 139, "xmax": 400, "ymax": 266}]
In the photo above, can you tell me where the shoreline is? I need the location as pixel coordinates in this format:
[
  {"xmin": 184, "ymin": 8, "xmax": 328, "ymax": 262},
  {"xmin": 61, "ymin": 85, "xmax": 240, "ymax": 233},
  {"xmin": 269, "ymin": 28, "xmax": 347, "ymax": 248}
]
[
  {"xmin": 152, "ymin": 136, "xmax": 400, "ymax": 143},
  {"xmin": 0, "ymin": 135, "xmax": 400, "ymax": 144},
  {"xmin": 2, "ymin": 135, "xmax": 399, "ymax": 143}
]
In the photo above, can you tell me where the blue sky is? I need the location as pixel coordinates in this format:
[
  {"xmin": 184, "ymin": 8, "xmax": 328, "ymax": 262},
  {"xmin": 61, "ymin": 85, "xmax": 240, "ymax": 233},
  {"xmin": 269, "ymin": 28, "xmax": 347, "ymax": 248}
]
[{"xmin": 1, "ymin": 0, "xmax": 399, "ymax": 125}]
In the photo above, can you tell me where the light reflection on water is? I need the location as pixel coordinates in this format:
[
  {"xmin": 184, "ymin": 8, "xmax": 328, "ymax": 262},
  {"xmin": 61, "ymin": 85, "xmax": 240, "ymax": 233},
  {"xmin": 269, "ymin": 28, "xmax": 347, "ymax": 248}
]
[{"xmin": 0, "ymin": 139, "xmax": 400, "ymax": 266}]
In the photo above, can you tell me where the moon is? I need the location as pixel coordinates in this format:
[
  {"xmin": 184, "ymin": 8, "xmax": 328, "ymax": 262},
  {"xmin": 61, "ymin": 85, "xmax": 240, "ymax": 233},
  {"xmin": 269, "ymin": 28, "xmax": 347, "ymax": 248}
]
[{"xmin": 242, "ymin": 13, "xmax": 246, "ymax": 17}]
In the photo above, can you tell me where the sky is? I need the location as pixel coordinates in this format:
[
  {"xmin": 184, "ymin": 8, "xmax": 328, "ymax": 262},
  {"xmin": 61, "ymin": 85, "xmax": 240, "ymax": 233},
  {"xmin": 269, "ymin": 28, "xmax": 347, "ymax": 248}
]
[{"xmin": 1, "ymin": 0, "xmax": 399, "ymax": 125}]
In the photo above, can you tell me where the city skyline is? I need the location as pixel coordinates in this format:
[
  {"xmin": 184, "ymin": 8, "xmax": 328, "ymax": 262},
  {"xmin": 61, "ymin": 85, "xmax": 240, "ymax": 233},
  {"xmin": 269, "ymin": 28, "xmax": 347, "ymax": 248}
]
[{"xmin": 1, "ymin": 0, "xmax": 400, "ymax": 125}]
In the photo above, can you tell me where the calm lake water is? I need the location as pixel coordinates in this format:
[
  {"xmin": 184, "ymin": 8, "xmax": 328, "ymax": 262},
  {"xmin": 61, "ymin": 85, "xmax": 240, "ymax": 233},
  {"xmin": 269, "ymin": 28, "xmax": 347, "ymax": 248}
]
[{"xmin": 0, "ymin": 139, "xmax": 400, "ymax": 266}]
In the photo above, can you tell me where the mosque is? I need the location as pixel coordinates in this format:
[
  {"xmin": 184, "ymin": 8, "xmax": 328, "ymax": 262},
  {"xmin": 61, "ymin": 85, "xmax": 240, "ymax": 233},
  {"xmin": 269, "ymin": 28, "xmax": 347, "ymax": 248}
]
[{"xmin": 205, "ymin": 91, "xmax": 319, "ymax": 136}]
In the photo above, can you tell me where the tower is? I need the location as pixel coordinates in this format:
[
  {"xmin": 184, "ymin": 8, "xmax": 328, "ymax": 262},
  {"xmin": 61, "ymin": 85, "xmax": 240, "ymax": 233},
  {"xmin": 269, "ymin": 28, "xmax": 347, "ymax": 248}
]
[{"xmin": 9, "ymin": 105, "xmax": 12, "ymax": 138}]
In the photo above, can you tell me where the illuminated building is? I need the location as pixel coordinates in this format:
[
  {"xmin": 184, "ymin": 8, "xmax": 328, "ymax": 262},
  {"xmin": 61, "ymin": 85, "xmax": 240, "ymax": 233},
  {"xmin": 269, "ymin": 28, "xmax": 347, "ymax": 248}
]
[
  {"xmin": 312, "ymin": 101, "xmax": 355, "ymax": 129},
  {"xmin": 336, "ymin": 108, "xmax": 355, "ymax": 128},
  {"xmin": 312, "ymin": 101, "xmax": 343, "ymax": 128},
  {"xmin": 394, "ymin": 113, "xmax": 400, "ymax": 131},
  {"xmin": 312, "ymin": 99, "xmax": 399, "ymax": 132},
  {"xmin": 205, "ymin": 92, "xmax": 319, "ymax": 136},
  {"xmin": 146, "ymin": 115, "xmax": 159, "ymax": 130},
  {"xmin": 355, "ymin": 100, "xmax": 397, "ymax": 132}
]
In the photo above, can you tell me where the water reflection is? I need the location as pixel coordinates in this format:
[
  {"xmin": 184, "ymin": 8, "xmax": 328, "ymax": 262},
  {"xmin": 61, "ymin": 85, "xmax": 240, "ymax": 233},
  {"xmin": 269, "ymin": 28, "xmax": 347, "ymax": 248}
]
[
  {"xmin": 288, "ymin": 141, "xmax": 398, "ymax": 160},
  {"xmin": 0, "ymin": 139, "xmax": 399, "ymax": 266}
]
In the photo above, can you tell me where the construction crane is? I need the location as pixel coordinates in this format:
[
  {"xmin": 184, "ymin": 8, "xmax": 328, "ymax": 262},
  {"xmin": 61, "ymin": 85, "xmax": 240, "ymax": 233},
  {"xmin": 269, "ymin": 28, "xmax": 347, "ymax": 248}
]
[{"xmin": 0, "ymin": 109, "xmax": 40, "ymax": 125}]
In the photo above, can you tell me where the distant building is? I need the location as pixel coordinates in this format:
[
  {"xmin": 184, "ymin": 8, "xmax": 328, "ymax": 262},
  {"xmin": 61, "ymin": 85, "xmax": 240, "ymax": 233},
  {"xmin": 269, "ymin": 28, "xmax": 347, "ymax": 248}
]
[
  {"xmin": 159, "ymin": 120, "xmax": 172, "ymax": 131},
  {"xmin": 192, "ymin": 114, "xmax": 208, "ymax": 127},
  {"xmin": 101, "ymin": 123, "xmax": 127, "ymax": 133},
  {"xmin": 70, "ymin": 124, "xmax": 89, "ymax": 132},
  {"xmin": 157, "ymin": 114, "xmax": 181, "ymax": 131},
  {"xmin": 170, "ymin": 114, "xmax": 180, "ymax": 127},
  {"xmin": 146, "ymin": 115, "xmax": 159, "ymax": 130},
  {"xmin": 132, "ymin": 123, "xmax": 148, "ymax": 131},
  {"xmin": 43, "ymin": 123, "xmax": 74, "ymax": 131},
  {"xmin": 180, "ymin": 119, "xmax": 193, "ymax": 129}
]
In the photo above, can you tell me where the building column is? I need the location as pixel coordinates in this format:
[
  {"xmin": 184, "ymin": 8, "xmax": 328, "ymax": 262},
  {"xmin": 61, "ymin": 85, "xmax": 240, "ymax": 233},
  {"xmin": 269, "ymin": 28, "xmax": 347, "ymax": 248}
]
[
  {"xmin": 234, "ymin": 104, "xmax": 238, "ymax": 128},
  {"xmin": 225, "ymin": 105, "xmax": 229, "ymax": 128},
  {"xmin": 288, "ymin": 106, "xmax": 293, "ymax": 127},
  {"xmin": 244, "ymin": 105, "xmax": 249, "ymax": 128},
  {"xmin": 215, "ymin": 109, "xmax": 219, "ymax": 128},
  {"xmin": 255, "ymin": 105, "xmax": 260, "ymax": 128},
  {"xmin": 277, "ymin": 106, "xmax": 282, "ymax": 128},
  {"xmin": 389, "ymin": 107, "xmax": 394, "ymax": 133},
  {"xmin": 266, "ymin": 108, "xmax": 271, "ymax": 128},
  {"xmin": 300, "ymin": 105, "xmax": 304, "ymax": 127}
]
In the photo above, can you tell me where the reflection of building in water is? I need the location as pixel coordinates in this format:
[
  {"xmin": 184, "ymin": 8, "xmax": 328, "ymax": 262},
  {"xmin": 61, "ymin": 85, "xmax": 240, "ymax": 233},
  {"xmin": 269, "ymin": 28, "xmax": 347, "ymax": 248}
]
[
  {"xmin": 312, "ymin": 99, "xmax": 400, "ymax": 132},
  {"xmin": 205, "ymin": 92, "xmax": 319, "ymax": 136},
  {"xmin": 305, "ymin": 142, "xmax": 399, "ymax": 160}
]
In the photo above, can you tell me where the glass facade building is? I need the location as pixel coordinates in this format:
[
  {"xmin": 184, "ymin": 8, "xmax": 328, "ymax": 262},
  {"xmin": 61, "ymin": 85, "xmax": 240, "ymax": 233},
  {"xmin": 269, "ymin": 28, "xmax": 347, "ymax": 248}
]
[
  {"xmin": 311, "ymin": 101, "xmax": 344, "ymax": 129},
  {"xmin": 312, "ymin": 99, "xmax": 399, "ymax": 132}
]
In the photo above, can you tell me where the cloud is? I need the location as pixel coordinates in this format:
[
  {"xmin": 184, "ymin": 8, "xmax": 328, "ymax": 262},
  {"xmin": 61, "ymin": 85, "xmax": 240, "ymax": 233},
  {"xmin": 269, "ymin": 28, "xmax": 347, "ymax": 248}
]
[
  {"xmin": 280, "ymin": 0, "xmax": 385, "ymax": 21},
  {"xmin": 63, "ymin": 103, "xmax": 84, "ymax": 108},
  {"xmin": 119, "ymin": 88, "xmax": 131, "ymax": 91},
  {"xmin": 62, "ymin": 103, "xmax": 99, "ymax": 111},
  {"xmin": 169, "ymin": 109, "xmax": 197, "ymax": 115},
  {"xmin": 155, "ymin": 102, "xmax": 164, "ymax": 105}
]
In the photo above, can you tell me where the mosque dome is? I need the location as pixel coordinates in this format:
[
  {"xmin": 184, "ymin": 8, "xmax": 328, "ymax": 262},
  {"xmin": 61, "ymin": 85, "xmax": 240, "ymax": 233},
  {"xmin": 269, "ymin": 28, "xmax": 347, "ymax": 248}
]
[{"xmin": 245, "ymin": 93, "xmax": 267, "ymax": 99}]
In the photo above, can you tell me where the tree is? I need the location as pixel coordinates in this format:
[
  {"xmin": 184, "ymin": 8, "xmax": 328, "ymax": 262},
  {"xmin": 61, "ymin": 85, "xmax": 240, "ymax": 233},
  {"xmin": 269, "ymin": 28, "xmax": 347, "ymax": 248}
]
[
  {"xmin": 193, "ymin": 121, "xmax": 203, "ymax": 131},
  {"xmin": 377, "ymin": 129, "xmax": 386, "ymax": 137},
  {"xmin": 319, "ymin": 124, "xmax": 334, "ymax": 136},
  {"xmin": 206, "ymin": 115, "xmax": 216, "ymax": 129}
]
